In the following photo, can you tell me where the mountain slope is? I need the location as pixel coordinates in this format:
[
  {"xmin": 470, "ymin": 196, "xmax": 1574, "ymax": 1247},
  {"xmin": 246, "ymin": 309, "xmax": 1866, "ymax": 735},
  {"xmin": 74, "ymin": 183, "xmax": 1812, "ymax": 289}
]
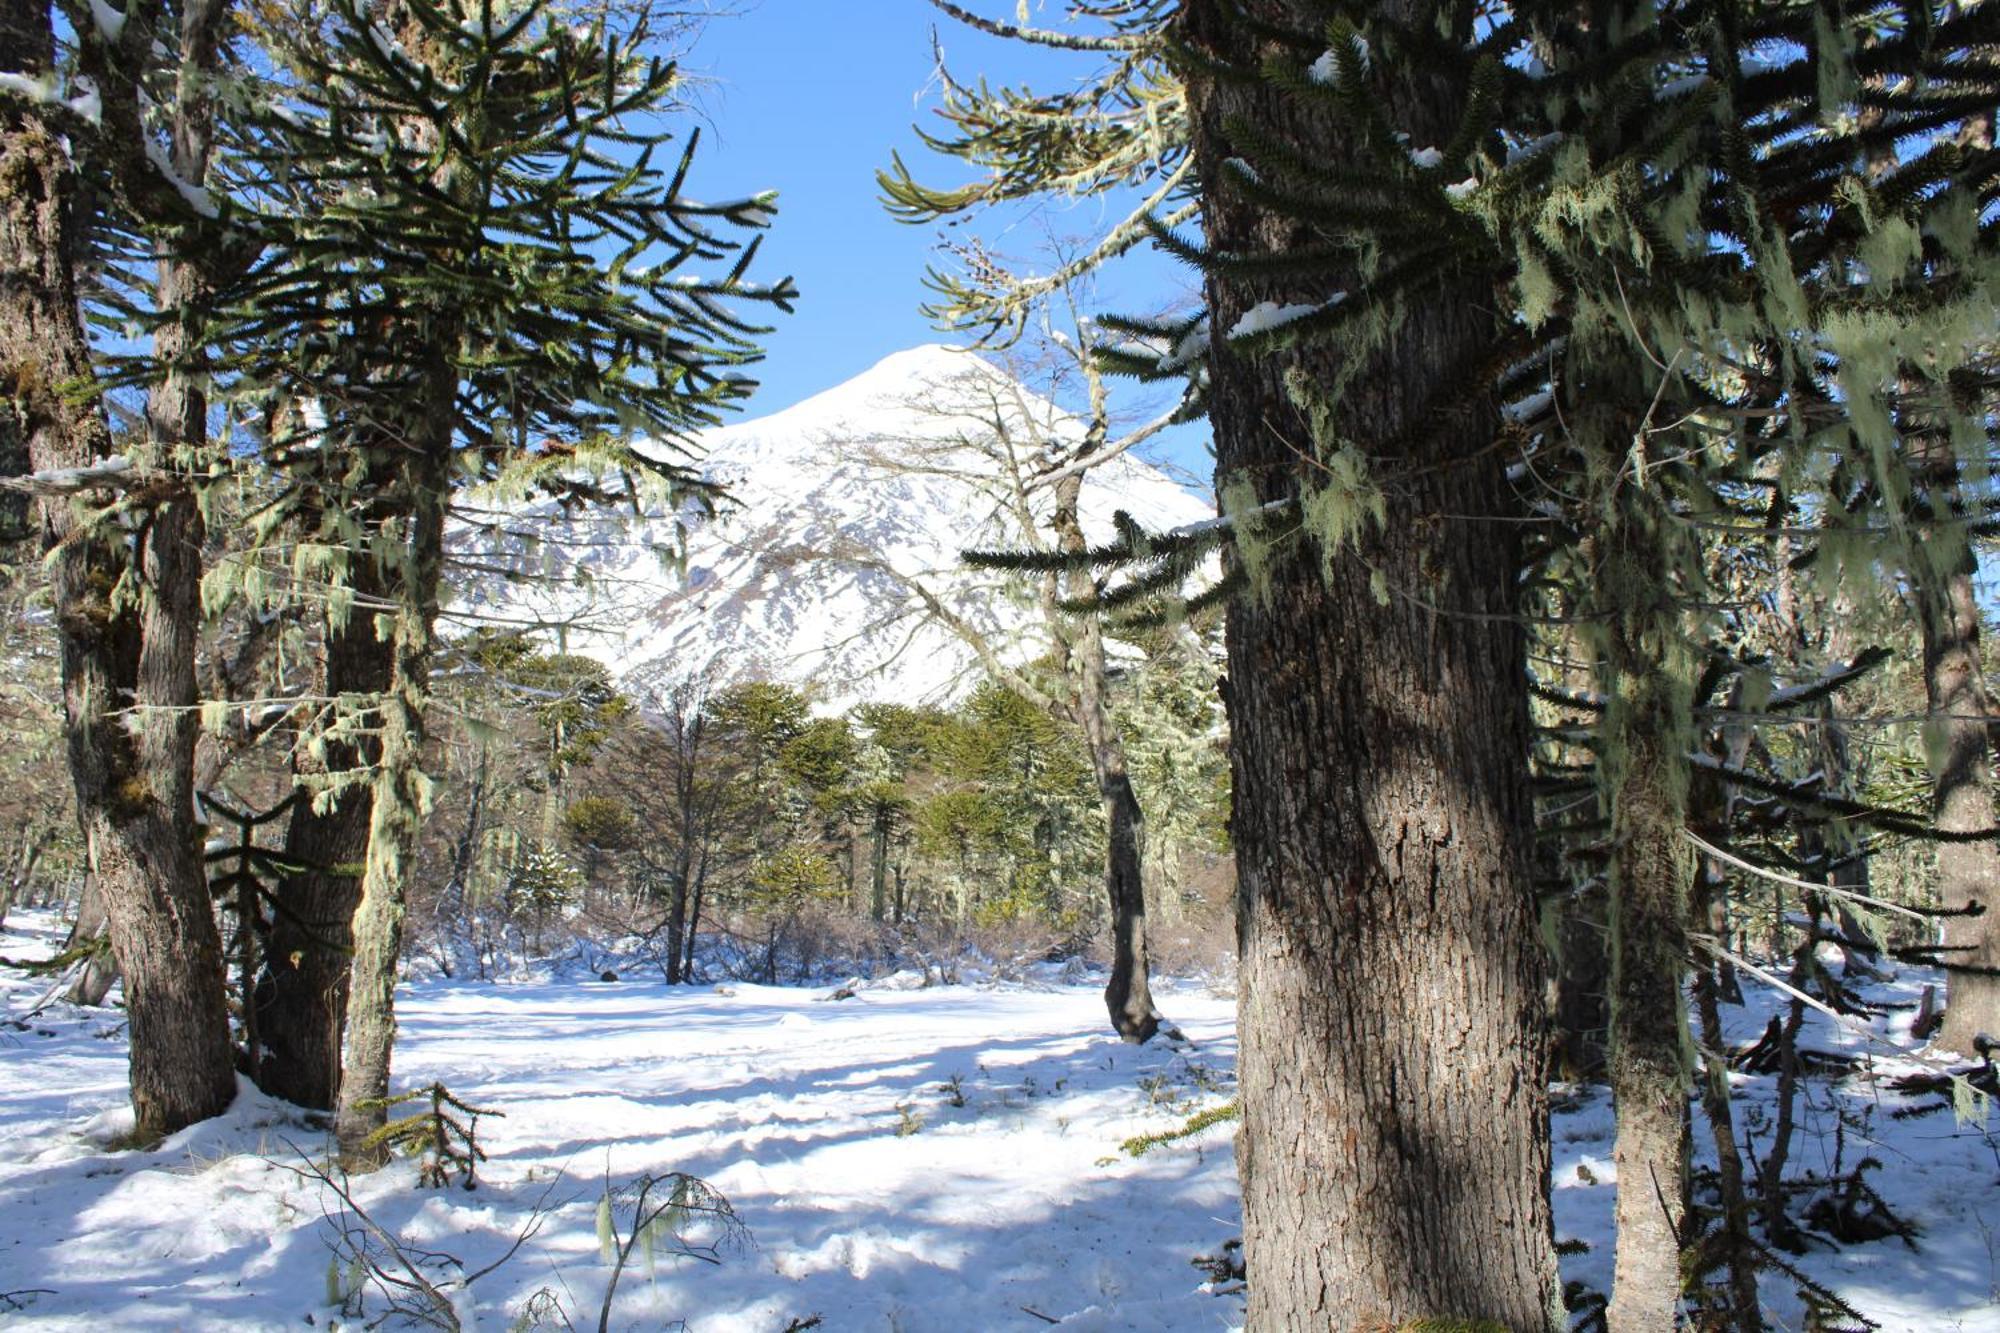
[{"xmin": 452, "ymin": 345, "xmax": 1213, "ymax": 711}]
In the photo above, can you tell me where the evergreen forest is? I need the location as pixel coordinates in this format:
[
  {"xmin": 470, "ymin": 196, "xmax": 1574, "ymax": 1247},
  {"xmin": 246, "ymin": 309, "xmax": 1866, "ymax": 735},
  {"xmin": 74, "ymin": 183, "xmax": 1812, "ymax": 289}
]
[{"xmin": 4, "ymin": 0, "xmax": 2000, "ymax": 1328}]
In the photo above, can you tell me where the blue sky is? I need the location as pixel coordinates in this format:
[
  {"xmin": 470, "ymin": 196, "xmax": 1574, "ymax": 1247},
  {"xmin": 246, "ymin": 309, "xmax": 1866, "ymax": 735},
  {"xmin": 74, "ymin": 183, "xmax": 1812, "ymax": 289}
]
[{"xmin": 678, "ymin": 1, "xmax": 1213, "ymax": 489}]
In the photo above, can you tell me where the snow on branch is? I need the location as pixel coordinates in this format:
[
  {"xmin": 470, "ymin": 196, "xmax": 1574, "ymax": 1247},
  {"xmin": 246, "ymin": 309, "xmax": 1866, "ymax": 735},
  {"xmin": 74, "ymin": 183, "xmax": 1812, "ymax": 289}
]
[{"xmin": 0, "ymin": 455, "xmax": 149, "ymax": 496}]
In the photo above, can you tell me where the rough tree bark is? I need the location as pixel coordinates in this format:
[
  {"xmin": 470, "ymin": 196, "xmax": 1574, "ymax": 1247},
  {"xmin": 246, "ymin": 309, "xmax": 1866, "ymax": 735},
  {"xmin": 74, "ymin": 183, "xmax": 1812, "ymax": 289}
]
[
  {"xmin": 1583, "ymin": 428, "xmax": 1698, "ymax": 1331},
  {"xmin": 1180, "ymin": 4, "xmax": 1561, "ymax": 1326},
  {"xmin": 1, "ymin": 0, "xmax": 236, "ymax": 1138},
  {"xmin": 325, "ymin": 0, "xmax": 469, "ymax": 1165},
  {"xmin": 1858, "ymin": 29, "xmax": 2000, "ymax": 1055},
  {"xmin": 254, "ymin": 549, "xmax": 391, "ymax": 1109}
]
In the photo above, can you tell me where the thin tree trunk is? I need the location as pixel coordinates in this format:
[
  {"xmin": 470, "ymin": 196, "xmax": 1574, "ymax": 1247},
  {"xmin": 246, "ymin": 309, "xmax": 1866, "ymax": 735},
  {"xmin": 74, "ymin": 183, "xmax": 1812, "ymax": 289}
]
[
  {"xmin": 1686, "ymin": 749, "xmax": 1760, "ymax": 1327},
  {"xmin": 1693, "ymin": 956, "xmax": 1763, "ymax": 1330},
  {"xmin": 2, "ymin": 0, "xmax": 236, "ymax": 1138},
  {"xmin": 1052, "ymin": 471, "xmax": 1163, "ymax": 1043},
  {"xmin": 63, "ymin": 867, "xmax": 119, "ymax": 1008},
  {"xmin": 682, "ymin": 848, "xmax": 707, "ymax": 983},
  {"xmin": 1760, "ymin": 930, "xmax": 1814, "ymax": 1251},
  {"xmin": 1596, "ymin": 493, "xmax": 1696, "ymax": 1333},
  {"xmin": 665, "ymin": 841, "xmax": 692, "ymax": 986},
  {"xmin": 419, "ymin": 755, "xmax": 483, "ymax": 979},
  {"xmin": 1181, "ymin": 5, "xmax": 1561, "ymax": 1323},
  {"xmin": 1919, "ymin": 558, "xmax": 2000, "ymax": 1052},
  {"xmin": 332, "ymin": 460, "xmax": 449, "ymax": 1165},
  {"xmin": 1552, "ymin": 882, "xmax": 1610, "ymax": 1082},
  {"xmin": 256, "ymin": 545, "xmax": 391, "ymax": 1109},
  {"xmin": 870, "ymin": 804, "xmax": 890, "ymax": 925},
  {"xmin": 1, "ymin": 829, "xmax": 45, "ymax": 931}
]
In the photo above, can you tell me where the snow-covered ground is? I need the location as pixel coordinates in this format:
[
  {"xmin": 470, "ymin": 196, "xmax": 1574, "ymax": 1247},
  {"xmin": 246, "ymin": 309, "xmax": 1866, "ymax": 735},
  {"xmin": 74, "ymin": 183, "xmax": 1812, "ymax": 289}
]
[{"xmin": 0, "ymin": 908, "xmax": 1992, "ymax": 1331}]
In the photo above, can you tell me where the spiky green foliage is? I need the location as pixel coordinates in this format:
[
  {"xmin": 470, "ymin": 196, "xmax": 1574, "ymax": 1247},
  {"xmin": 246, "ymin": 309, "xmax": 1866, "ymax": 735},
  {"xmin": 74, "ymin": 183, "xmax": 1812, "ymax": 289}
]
[
  {"xmin": 1118, "ymin": 1098, "xmax": 1239, "ymax": 1156},
  {"xmin": 184, "ymin": 0, "xmax": 793, "ymax": 831},
  {"xmin": 205, "ymin": 0, "xmax": 794, "ymax": 577},
  {"xmin": 357, "ymin": 1080, "xmax": 501, "ymax": 1188},
  {"xmin": 878, "ymin": 0, "xmax": 1189, "ymax": 339},
  {"xmin": 922, "ymin": 0, "xmax": 2000, "ymax": 620}
]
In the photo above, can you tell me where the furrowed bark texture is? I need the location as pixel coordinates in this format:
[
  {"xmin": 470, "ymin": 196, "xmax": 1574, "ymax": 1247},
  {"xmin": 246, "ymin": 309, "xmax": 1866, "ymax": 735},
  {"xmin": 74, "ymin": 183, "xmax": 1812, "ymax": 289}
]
[
  {"xmin": 1876, "ymin": 73, "xmax": 2000, "ymax": 1053},
  {"xmin": 1180, "ymin": 5, "xmax": 1560, "ymax": 1326},
  {"xmin": 1, "ymin": 0, "xmax": 234, "ymax": 1138}
]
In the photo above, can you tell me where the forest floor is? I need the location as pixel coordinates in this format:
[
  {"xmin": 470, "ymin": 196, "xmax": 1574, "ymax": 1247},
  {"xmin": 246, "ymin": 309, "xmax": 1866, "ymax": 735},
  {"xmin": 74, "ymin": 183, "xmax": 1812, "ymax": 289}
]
[{"xmin": 0, "ymin": 909, "xmax": 1994, "ymax": 1331}]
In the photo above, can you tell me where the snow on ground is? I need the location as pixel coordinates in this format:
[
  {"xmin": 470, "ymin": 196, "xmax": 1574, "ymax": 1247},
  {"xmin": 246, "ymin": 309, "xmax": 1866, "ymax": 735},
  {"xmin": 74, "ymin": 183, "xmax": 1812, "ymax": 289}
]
[
  {"xmin": 0, "ymin": 911, "xmax": 1243, "ymax": 1331},
  {"xmin": 0, "ymin": 906, "xmax": 1994, "ymax": 1331}
]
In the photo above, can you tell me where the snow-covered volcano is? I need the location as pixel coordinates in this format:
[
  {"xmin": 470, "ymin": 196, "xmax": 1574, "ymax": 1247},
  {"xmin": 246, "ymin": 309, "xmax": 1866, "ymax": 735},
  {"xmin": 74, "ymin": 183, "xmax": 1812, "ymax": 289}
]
[{"xmin": 451, "ymin": 345, "xmax": 1213, "ymax": 711}]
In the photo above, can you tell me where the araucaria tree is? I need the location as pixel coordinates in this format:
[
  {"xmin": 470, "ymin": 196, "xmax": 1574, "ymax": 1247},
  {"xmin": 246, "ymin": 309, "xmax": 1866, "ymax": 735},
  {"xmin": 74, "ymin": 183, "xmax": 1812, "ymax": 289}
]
[
  {"xmin": 890, "ymin": 0, "xmax": 1561, "ymax": 1322},
  {"xmin": 207, "ymin": 0, "xmax": 793, "ymax": 1161},
  {"xmin": 4, "ymin": 0, "xmax": 791, "ymax": 1144},
  {"xmin": 1, "ymin": 0, "xmax": 246, "ymax": 1138},
  {"xmin": 1174, "ymin": 5, "xmax": 1565, "ymax": 1324},
  {"xmin": 896, "ymin": 0, "xmax": 2000, "ymax": 1320}
]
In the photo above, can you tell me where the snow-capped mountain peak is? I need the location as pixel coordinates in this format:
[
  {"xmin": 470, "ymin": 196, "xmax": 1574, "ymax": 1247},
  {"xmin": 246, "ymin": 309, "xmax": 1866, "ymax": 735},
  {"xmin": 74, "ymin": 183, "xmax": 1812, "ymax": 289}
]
[{"xmin": 454, "ymin": 346, "xmax": 1213, "ymax": 712}]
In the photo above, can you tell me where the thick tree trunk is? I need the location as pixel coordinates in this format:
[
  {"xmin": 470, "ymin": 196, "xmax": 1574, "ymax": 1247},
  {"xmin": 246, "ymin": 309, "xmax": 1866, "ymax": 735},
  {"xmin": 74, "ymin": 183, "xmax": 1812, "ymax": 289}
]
[
  {"xmin": 1181, "ymin": 7, "xmax": 1560, "ymax": 1325},
  {"xmin": 328, "ymin": 2, "xmax": 472, "ymax": 1163},
  {"xmin": 2, "ymin": 0, "xmax": 235, "ymax": 1139}
]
